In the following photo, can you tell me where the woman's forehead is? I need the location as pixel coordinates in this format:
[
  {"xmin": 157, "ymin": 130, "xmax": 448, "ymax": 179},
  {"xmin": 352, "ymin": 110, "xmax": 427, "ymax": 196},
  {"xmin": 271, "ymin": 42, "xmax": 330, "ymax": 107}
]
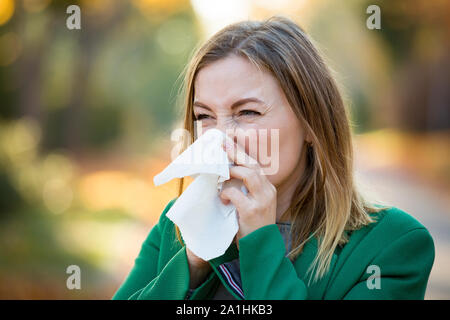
[{"xmin": 194, "ymin": 56, "xmax": 281, "ymax": 109}]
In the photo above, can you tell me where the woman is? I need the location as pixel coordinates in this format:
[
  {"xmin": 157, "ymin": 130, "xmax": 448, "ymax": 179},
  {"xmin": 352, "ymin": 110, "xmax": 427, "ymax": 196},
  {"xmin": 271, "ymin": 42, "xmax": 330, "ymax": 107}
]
[{"xmin": 112, "ymin": 16, "xmax": 434, "ymax": 300}]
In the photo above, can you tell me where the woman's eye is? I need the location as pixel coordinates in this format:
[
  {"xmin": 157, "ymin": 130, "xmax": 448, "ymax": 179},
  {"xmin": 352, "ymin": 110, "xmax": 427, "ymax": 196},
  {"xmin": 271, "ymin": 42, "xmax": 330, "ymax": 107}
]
[
  {"xmin": 239, "ymin": 110, "xmax": 260, "ymax": 116},
  {"xmin": 195, "ymin": 114, "xmax": 211, "ymax": 120}
]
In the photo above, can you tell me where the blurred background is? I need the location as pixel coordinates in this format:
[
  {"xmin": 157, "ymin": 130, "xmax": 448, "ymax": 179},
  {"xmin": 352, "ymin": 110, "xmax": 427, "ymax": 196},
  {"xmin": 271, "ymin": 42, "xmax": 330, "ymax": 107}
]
[{"xmin": 0, "ymin": 0, "xmax": 448, "ymax": 299}]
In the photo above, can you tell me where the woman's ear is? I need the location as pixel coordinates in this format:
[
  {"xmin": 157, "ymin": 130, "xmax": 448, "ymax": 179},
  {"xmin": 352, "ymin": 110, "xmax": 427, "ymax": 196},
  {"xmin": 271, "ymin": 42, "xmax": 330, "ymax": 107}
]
[{"xmin": 305, "ymin": 132, "xmax": 312, "ymax": 145}]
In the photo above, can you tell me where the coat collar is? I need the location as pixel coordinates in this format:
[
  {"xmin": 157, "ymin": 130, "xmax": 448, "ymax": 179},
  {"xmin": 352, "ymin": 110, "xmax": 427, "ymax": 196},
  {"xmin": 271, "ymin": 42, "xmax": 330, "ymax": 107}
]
[{"xmin": 208, "ymin": 231, "xmax": 339, "ymax": 299}]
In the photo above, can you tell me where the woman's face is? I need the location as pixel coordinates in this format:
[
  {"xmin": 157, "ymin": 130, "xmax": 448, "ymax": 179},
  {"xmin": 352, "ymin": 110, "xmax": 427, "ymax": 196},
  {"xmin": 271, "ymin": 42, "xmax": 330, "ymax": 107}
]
[{"xmin": 193, "ymin": 54, "xmax": 307, "ymax": 188}]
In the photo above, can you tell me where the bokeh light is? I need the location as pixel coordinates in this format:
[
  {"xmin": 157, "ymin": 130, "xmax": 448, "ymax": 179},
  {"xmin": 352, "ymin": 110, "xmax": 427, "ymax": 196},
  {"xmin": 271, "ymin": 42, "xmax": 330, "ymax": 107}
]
[
  {"xmin": 0, "ymin": 0, "xmax": 14, "ymax": 26},
  {"xmin": 0, "ymin": 32, "xmax": 22, "ymax": 67},
  {"xmin": 23, "ymin": 0, "xmax": 51, "ymax": 13}
]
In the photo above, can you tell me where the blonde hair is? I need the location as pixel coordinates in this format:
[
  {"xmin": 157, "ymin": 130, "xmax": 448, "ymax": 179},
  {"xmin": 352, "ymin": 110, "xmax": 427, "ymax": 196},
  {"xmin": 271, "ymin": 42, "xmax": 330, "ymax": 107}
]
[{"xmin": 174, "ymin": 16, "xmax": 389, "ymax": 283}]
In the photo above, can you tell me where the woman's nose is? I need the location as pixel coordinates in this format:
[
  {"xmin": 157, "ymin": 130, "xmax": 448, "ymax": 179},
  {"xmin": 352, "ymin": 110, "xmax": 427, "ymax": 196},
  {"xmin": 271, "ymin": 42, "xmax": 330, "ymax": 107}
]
[
  {"xmin": 216, "ymin": 116, "xmax": 237, "ymax": 134},
  {"xmin": 215, "ymin": 119, "xmax": 236, "ymax": 144}
]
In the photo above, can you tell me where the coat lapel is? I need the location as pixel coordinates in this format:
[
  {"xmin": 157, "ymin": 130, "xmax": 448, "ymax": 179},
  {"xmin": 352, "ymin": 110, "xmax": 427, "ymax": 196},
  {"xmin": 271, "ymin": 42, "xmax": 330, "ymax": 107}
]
[{"xmin": 291, "ymin": 235, "xmax": 340, "ymax": 299}]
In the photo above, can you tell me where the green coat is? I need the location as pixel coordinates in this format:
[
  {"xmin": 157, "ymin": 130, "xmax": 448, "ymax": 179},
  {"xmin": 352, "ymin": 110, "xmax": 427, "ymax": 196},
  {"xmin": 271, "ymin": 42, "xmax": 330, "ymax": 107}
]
[{"xmin": 112, "ymin": 198, "xmax": 435, "ymax": 300}]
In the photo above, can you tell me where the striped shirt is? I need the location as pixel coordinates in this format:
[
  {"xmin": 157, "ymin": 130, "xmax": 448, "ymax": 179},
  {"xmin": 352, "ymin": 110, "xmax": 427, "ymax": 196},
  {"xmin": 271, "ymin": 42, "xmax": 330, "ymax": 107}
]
[{"xmin": 212, "ymin": 222, "xmax": 293, "ymax": 299}]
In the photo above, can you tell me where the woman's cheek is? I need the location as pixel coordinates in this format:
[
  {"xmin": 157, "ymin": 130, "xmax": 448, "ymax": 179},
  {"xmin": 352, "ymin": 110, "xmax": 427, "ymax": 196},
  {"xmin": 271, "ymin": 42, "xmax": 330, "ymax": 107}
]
[
  {"xmin": 263, "ymin": 131, "xmax": 282, "ymax": 184},
  {"xmin": 254, "ymin": 126, "xmax": 280, "ymax": 180},
  {"xmin": 265, "ymin": 125, "xmax": 301, "ymax": 187},
  {"xmin": 234, "ymin": 124, "xmax": 261, "ymax": 164}
]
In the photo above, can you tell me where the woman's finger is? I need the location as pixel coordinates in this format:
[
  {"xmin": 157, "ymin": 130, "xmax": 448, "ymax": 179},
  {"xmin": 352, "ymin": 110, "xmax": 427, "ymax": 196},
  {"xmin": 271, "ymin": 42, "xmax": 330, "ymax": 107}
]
[
  {"xmin": 220, "ymin": 185, "xmax": 251, "ymax": 216},
  {"xmin": 229, "ymin": 165, "xmax": 262, "ymax": 195},
  {"xmin": 223, "ymin": 139, "xmax": 261, "ymax": 171}
]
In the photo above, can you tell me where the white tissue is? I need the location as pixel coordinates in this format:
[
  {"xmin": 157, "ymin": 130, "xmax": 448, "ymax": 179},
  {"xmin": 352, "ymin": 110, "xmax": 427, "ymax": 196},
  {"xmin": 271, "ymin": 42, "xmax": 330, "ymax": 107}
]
[{"xmin": 153, "ymin": 128, "xmax": 247, "ymax": 261}]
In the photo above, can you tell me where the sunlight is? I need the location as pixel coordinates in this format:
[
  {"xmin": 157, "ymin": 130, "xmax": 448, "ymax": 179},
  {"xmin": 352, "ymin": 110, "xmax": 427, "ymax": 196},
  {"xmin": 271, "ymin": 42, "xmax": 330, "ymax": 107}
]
[
  {"xmin": 190, "ymin": 0, "xmax": 251, "ymax": 37},
  {"xmin": 0, "ymin": 0, "xmax": 14, "ymax": 26},
  {"xmin": 190, "ymin": 0, "xmax": 313, "ymax": 38}
]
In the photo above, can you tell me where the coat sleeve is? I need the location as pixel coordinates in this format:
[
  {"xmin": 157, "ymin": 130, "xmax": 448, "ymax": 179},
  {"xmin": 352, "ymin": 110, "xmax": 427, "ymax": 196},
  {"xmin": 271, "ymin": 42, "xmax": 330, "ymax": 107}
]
[
  {"xmin": 343, "ymin": 227, "xmax": 435, "ymax": 299},
  {"xmin": 111, "ymin": 198, "xmax": 191, "ymax": 300},
  {"xmin": 238, "ymin": 224, "xmax": 308, "ymax": 299}
]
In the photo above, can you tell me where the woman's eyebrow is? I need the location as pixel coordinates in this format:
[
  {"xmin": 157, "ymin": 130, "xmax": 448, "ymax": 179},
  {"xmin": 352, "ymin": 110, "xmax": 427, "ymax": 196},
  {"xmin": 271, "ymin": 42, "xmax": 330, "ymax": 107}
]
[
  {"xmin": 193, "ymin": 97, "xmax": 265, "ymax": 111},
  {"xmin": 192, "ymin": 101, "xmax": 212, "ymax": 111}
]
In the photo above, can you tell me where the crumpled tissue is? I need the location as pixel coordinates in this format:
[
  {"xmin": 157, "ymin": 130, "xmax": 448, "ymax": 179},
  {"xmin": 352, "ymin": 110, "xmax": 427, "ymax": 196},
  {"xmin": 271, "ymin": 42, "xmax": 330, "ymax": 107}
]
[{"xmin": 153, "ymin": 128, "xmax": 247, "ymax": 261}]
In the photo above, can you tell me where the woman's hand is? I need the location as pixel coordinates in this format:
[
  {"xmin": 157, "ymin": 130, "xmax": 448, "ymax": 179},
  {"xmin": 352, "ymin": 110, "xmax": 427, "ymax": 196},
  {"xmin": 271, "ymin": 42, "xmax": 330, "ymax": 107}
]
[
  {"xmin": 219, "ymin": 139, "xmax": 277, "ymax": 249},
  {"xmin": 186, "ymin": 247, "xmax": 211, "ymax": 289}
]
